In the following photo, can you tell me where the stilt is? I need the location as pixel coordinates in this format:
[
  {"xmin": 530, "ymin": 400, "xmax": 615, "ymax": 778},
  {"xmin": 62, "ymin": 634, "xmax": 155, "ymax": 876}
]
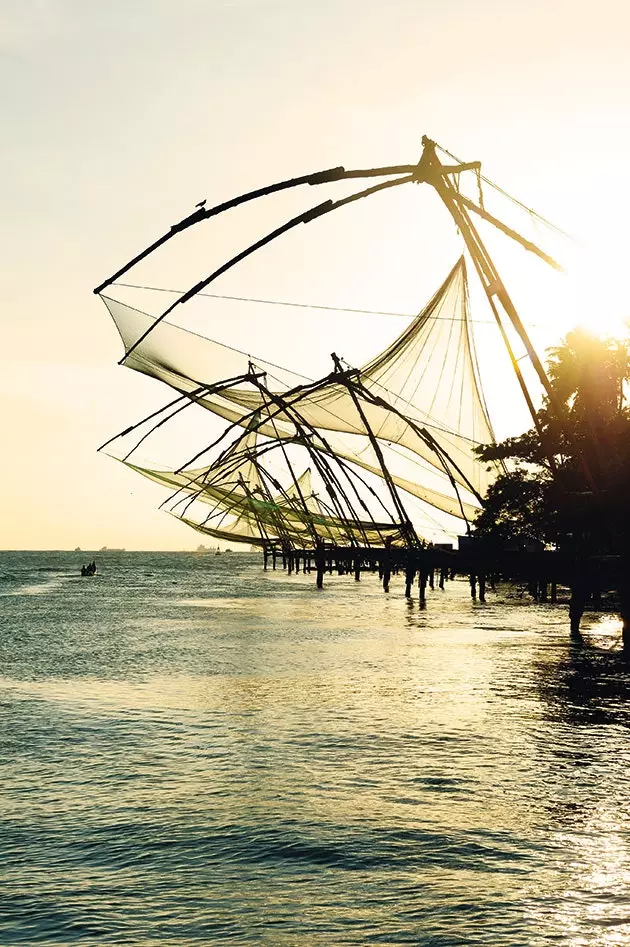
[
  {"xmin": 570, "ymin": 553, "xmax": 587, "ymax": 640},
  {"xmin": 550, "ymin": 581, "xmax": 557, "ymax": 603},
  {"xmin": 478, "ymin": 573, "xmax": 486, "ymax": 603},
  {"xmin": 405, "ymin": 561, "xmax": 415, "ymax": 598},
  {"xmin": 419, "ymin": 569, "xmax": 427, "ymax": 605},
  {"xmin": 263, "ymin": 546, "xmax": 268, "ymax": 571},
  {"xmin": 315, "ymin": 541, "xmax": 325, "ymax": 590},
  {"xmin": 619, "ymin": 558, "xmax": 630, "ymax": 651},
  {"xmin": 569, "ymin": 583, "xmax": 586, "ymax": 639},
  {"xmin": 354, "ymin": 556, "xmax": 361, "ymax": 581},
  {"xmin": 382, "ymin": 538, "xmax": 392, "ymax": 593}
]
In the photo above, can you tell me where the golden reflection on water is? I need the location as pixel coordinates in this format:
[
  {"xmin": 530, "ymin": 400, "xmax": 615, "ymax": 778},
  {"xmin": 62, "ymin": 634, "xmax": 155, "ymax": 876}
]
[{"xmin": 3, "ymin": 558, "xmax": 630, "ymax": 944}]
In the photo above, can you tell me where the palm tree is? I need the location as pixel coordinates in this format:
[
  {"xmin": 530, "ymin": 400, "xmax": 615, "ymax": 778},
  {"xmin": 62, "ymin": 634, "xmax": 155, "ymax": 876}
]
[{"xmin": 546, "ymin": 330, "xmax": 630, "ymax": 425}]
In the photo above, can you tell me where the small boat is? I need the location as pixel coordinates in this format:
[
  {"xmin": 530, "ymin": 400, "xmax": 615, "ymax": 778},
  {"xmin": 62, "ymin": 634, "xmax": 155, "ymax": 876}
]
[{"xmin": 80, "ymin": 560, "xmax": 97, "ymax": 577}]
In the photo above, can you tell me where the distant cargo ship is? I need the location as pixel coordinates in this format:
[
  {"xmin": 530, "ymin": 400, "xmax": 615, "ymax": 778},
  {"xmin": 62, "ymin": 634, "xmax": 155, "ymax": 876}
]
[{"xmin": 99, "ymin": 546, "xmax": 125, "ymax": 552}]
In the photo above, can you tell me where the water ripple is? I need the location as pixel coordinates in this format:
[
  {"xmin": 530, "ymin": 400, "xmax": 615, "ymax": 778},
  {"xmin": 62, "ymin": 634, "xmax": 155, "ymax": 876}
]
[{"xmin": 1, "ymin": 551, "xmax": 630, "ymax": 945}]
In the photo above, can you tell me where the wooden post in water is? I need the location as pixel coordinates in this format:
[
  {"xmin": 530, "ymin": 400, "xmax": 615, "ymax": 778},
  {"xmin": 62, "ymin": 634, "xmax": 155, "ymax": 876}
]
[
  {"xmin": 569, "ymin": 553, "xmax": 587, "ymax": 639},
  {"xmin": 404, "ymin": 550, "xmax": 415, "ymax": 598},
  {"xmin": 382, "ymin": 538, "xmax": 392, "ymax": 593},
  {"xmin": 618, "ymin": 554, "xmax": 630, "ymax": 650},
  {"xmin": 478, "ymin": 573, "xmax": 486, "ymax": 603},
  {"xmin": 419, "ymin": 568, "xmax": 427, "ymax": 604},
  {"xmin": 569, "ymin": 585, "xmax": 586, "ymax": 638},
  {"xmin": 315, "ymin": 540, "xmax": 325, "ymax": 590}
]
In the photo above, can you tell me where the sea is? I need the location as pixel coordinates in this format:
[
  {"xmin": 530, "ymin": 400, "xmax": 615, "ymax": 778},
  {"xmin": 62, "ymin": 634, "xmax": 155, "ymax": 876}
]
[{"xmin": 1, "ymin": 550, "xmax": 630, "ymax": 946}]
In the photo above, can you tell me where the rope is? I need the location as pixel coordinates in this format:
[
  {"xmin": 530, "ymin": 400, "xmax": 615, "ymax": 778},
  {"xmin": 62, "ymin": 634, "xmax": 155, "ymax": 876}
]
[
  {"xmin": 110, "ymin": 281, "xmax": 539, "ymax": 327},
  {"xmin": 435, "ymin": 142, "xmax": 574, "ymax": 241}
]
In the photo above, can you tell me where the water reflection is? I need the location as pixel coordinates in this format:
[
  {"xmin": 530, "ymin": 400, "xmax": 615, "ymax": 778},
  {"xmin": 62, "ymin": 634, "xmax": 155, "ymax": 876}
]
[
  {"xmin": 535, "ymin": 638, "xmax": 630, "ymax": 729},
  {"xmin": 2, "ymin": 553, "xmax": 630, "ymax": 945}
]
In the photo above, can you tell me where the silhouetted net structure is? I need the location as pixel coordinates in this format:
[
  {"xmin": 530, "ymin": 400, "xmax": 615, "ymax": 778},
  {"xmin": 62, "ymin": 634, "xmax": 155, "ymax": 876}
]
[
  {"xmin": 97, "ymin": 137, "xmax": 563, "ymax": 550},
  {"xmin": 100, "ymin": 258, "xmax": 499, "ymax": 548}
]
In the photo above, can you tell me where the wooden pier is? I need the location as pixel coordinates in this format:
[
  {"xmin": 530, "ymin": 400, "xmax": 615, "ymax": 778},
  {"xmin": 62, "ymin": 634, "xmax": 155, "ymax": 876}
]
[{"xmin": 262, "ymin": 541, "xmax": 630, "ymax": 648}]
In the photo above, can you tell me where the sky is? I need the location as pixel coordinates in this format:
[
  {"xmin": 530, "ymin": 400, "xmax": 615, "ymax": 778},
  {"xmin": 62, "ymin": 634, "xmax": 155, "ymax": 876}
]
[{"xmin": 1, "ymin": 0, "xmax": 629, "ymax": 550}]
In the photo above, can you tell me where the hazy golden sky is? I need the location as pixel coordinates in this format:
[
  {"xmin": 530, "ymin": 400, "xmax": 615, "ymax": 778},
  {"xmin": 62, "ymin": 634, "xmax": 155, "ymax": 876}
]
[{"xmin": 1, "ymin": 0, "xmax": 629, "ymax": 549}]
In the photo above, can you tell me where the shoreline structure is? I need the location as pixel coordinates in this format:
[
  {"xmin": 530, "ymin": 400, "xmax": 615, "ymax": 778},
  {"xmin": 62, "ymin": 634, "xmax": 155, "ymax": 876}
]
[{"xmin": 94, "ymin": 137, "xmax": 630, "ymax": 646}]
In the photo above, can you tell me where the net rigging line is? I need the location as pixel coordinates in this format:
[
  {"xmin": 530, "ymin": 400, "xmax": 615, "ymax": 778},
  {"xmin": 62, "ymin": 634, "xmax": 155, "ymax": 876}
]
[
  {"xmin": 104, "ymin": 294, "xmax": 496, "ymax": 446},
  {"xmin": 111, "ymin": 281, "xmax": 541, "ymax": 327},
  {"xmin": 435, "ymin": 142, "xmax": 575, "ymax": 242}
]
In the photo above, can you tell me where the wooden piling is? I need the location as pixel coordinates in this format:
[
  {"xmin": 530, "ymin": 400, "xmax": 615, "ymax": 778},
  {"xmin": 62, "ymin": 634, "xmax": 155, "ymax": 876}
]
[
  {"xmin": 419, "ymin": 569, "xmax": 427, "ymax": 604},
  {"xmin": 404, "ymin": 558, "xmax": 415, "ymax": 598},
  {"xmin": 382, "ymin": 538, "xmax": 392, "ymax": 593},
  {"xmin": 478, "ymin": 573, "xmax": 486, "ymax": 603},
  {"xmin": 315, "ymin": 541, "xmax": 325, "ymax": 590}
]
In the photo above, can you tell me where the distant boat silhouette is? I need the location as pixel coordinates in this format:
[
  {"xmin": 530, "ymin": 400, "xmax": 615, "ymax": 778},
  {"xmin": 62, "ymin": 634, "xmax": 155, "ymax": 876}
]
[{"xmin": 99, "ymin": 546, "xmax": 125, "ymax": 552}]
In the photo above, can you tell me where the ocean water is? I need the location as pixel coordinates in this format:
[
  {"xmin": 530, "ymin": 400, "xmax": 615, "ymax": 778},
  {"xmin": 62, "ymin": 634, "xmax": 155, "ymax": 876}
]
[{"xmin": 1, "ymin": 551, "xmax": 630, "ymax": 946}]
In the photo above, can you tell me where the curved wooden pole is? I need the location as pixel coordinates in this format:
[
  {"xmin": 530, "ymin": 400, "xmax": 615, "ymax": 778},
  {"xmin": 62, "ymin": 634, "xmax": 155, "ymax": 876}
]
[
  {"xmin": 94, "ymin": 164, "xmax": 416, "ymax": 295},
  {"xmin": 118, "ymin": 174, "xmax": 415, "ymax": 364}
]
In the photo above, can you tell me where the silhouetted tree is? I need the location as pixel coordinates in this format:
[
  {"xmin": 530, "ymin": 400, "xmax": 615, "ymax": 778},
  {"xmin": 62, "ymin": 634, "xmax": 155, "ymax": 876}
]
[
  {"xmin": 474, "ymin": 330, "xmax": 630, "ymax": 642},
  {"xmin": 475, "ymin": 330, "xmax": 630, "ymax": 554}
]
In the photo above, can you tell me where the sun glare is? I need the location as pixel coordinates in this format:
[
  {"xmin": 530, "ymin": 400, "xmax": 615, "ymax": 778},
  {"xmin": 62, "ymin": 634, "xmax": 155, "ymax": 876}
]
[
  {"xmin": 552, "ymin": 205, "xmax": 630, "ymax": 341},
  {"xmin": 563, "ymin": 256, "xmax": 629, "ymax": 341}
]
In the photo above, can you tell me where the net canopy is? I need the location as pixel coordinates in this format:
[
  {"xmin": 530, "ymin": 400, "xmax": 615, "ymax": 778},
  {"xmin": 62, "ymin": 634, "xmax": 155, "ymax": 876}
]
[
  {"xmin": 119, "ymin": 428, "xmax": 405, "ymax": 548},
  {"xmin": 101, "ymin": 257, "xmax": 498, "ymax": 533}
]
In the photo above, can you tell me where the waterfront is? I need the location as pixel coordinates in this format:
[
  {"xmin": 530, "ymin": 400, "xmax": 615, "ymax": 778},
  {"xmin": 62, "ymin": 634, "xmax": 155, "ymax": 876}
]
[{"xmin": 1, "ymin": 551, "xmax": 630, "ymax": 945}]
